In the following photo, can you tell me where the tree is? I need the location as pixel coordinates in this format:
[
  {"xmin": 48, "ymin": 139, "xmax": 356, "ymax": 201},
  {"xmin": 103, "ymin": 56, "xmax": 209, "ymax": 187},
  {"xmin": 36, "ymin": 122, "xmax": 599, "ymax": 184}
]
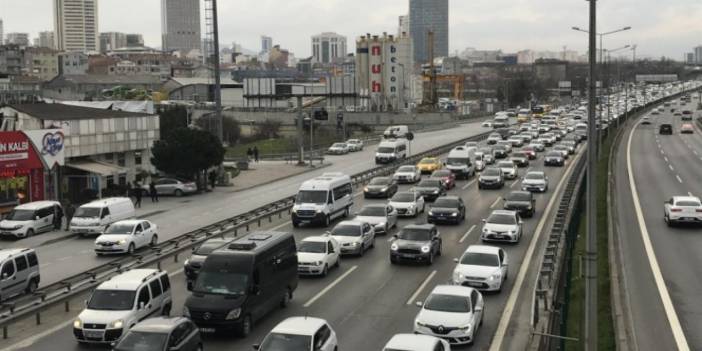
[
  {"xmin": 159, "ymin": 106, "xmax": 189, "ymax": 139},
  {"xmin": 151, "ymin": 128, "xmax": 224, "ymax": 180},
  {"xmin": 195, "ymin": 114, "xmax": 241, "ymax": 145},
  {"xmin": 254, "ymin": 119, "xmax": 282, "ymax": 139}
]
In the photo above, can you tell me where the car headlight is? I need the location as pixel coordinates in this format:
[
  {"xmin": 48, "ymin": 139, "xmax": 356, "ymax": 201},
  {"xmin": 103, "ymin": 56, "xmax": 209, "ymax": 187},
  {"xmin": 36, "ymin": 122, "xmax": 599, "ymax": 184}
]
[
  {"xmin": 488, "ymin": 273, "xmax": 501, "ymax": 281},
  {"xmin": 364, "ymin": 187, "xmax": 369, "ymax": 192},
  {"xmin": 460, "ymin": 324, "xmax": 472, "ymax": 333},
  {"xmin": 428, "ymin": 211, "xmax": 434, "ymax": 216},
  {"xmin": 451, "ymin": 212, "xmax": 458, "ymax": 217},
  {"xmin": 184, "ymin": 259, "xmax": 190, "ymax": 266},
  {"xmin": 421, "ymin": 245, "xmax": 431, "ymax": 253},
  {"xmin": 415, "ymin": 320, "xmax": 428, "ymax": 328},
  {"xmin": 433, "ymin": 189, "xmax": 439, "ymax": 194},
  {"xmin": 315, "ymin": 209, "xmax": 322, "ymax": 213},
  {"xmin": 11, "ymin": 224, "xmax": 23, "ymax": 230},
  {"xmin": 483, "ymin": 228, "xmax": 489, "ymax": 233},
  {"xmin": 117, "ymin": 239, "xmax": 127, "ymax": 245},
  {"xmin": 508, "ymin": 230, "xmax": 516, "ymax": 235},
  {"xmin": 380, "ymin": 187, "xmax": 388, "ymax": 192},
  {"xmin": 453, "ymin": 271, "xmax": 463, "ymax": 281},
  {"xmin": 73, "ymin": 319, "xmax": 82, "ymax": 329},
  {"xmin": 225, "ymin": 308, "xmax": 241, "ymax": 320},
  {"xmin": 391, "ymin": 243, "xmax": 399, "ymax": 251},
  {"xmin": 183, "ymin": 307, "xmax": 190, "ymax": 317},
  {"xmin": 351, "ymin": 242, "xmax": 359, "ymax": 247},
  {"xmin": 315, "ymin": 261, "xmax": 323, "ymax": 266},
  {"xmin": 109, "ymin": 319, "xmax": 124, "ymax": 329},
  {"xmin": 408, "ymin": 204, "xmax": 415, "ymax": 209}
]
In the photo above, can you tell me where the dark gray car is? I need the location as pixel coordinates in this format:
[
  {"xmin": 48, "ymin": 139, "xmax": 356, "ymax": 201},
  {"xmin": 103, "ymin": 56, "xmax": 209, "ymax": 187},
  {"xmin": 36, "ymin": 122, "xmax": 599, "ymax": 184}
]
[
  {"xmin": 113, "ymin": 317, "xmax": 202, "ymax": 351},
  {"xmin": 503, "ymin": 191, "xmax": 535, "ymax": 218},
  {"xmin": 363, "ymin": 176, "xmax": 399, "ymax": 199},
  {"xmin": 411, "ymin": 179, "xmax": 446, "ymax": 202},
  {"xmin": 390, "ymin": 224, "xmax": 442, "ymax": 265}
]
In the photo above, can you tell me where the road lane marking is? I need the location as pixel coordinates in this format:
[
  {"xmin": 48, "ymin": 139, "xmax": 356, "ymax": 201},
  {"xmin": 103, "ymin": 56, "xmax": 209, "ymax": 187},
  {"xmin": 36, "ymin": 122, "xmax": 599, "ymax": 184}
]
[
  {"xmin": 669, "ymin": 164, "xmax": 675, "ymax": 171},
  {"xmin": 406, "ymin": 270, "xmax": 437, "ymax": 305},
  {"xmin": 664, "ymin": 156, "xmax": 669, "ymax": 163},
  {"xmin": 626, "ymin": 118, "xmax": 690, "ymax": 351},
  {"xmin": 510, "ymin": 180, "xmax": 520, "ymax": 188},
  {"xmin": 489, "ymin": 197, "xmax": 501, "ymax": 209},
  {"xmin": 303, "ymin": 265, "xmax": 358, "ymax": 307},
  {"xmin": 462, "ymin": 179, "xmax": 476, "ymax": 190},
  {"xmin": 676, "ymin": 175, "xmax": 683, "ymax": 184},
  {"xmin": 660, "ymin": 150, "xmax": 664, "ymax": 155},
  {"xmin": 459, "ymin": 225, "xmax": 476, "ymax": 243}
]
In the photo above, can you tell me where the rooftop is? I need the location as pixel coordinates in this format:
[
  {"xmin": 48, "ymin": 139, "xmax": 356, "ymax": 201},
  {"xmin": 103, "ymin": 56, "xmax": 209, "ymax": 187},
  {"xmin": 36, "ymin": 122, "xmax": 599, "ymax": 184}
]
[{"xmin": 8, "ymin": 103, "xmax": 154, "ymax": 120}]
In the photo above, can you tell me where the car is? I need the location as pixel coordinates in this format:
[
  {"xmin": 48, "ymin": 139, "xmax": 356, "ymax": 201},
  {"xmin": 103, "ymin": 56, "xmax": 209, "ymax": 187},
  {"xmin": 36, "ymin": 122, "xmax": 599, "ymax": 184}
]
[
  {"xmin": 389, "ymin": 191, "xmax": 426, "ymax": 217},
  {"xmin": 94, "ymin": 219, "xmax": 158, "ymax": 255},
  {"xmin": 452, "ymin": 245, "xmax": 509, "ymax": 292},
  {"xmin": 464, "ymin": 141, "xmax": 479, "ymax": 148},
  {"xmin": 141, "ymin": 178, "xmax": 197, "ymax": 197},
  {"xmin": 383, "ymin": 334, "xmax": 451, "ymax": 351},
  {"xmin": 478, "ymin": 167, "xmax": 505, "ymax": 190},
  {"xmin": 503, "ymin": 191, "xmax": 536, "ymax": 217},
  {"xmin": 553, "ymin": 145, "xmax": 570, "ymax": 159},
  {"xmin": 510, "ymin": 152, "xmax": 529, "ymax": 168},
  {"xmin": 478, "ymin": 147, "xmax": 495, "ymax": 164},
  {"xmin": 544, "ymin": 151, "xmax": 565, "ymax": 166},
  {"xmin": 345, "ymin": 139, "xmax": 364, "ymax": 151},
  {"xmin": 292, "ymin": 173, "xmax": 353, "ymax": 227},
  {"xmin": 112, "ymin": 317, "xmax": 202, "ymax": 351},
  {"xmin": 641, "ymin": 116, "xmax": 651, "ymax": 125},
  {"xmin": 522, "ymin": 171, "xmax": 549, "ymax": 193},
  {"xmin": 254, "ymin": 317, "xmax": 338, "ymax": 351},
  {"xmin": 541, "ymin": 133, "xmax": 557, "ymax": 145},
  {"xmin": 481, "ymin": 121, "xmax": 493, "ymax": 128},
  {"xmin": 0, "ymin": 201, "xmax": 62, "ymax": 238},
  {"xmin": 393, "ymin": 165, "xmax": 422, "ymax": 184},
  {"xmin": 354, "ymin": 204, "xmax": 398, "ymax": 234},
  {"xmin": 363, "ymin": 176, "xmax": 399, "ymax": 199},
  {"xmin": 520, "ymin": 146, "xmax": 537, "ymax": 160},
  {"xmin": 297, "ymin": 235, "xmax": 341, "ymax": 276},
  {"xmin": 0, "ymin": 248, "xmax": 40, "ymax": 300},
  {"xmin": 411, "ymin": 179, "xmax": 447, "ymax": 202},
  {"xmin": 431, "ymin": 169, "xmax": 456, "ymax": 190},
  {"xmin": 330, "ymin": 220, "xmax": 375, "ymax": 256},
  {"xmin": 413, "ymin": 285, "xmax": 484, "ymax": 346},
  {"xmin": 184, "ymin": 237, "xmax": 231, "ymax": 285},
  {"xmin": 327, "ymin": 142, "xmax": 350, "ymax": 155},
  {"xmin": 507, "ymin": 136, "xmax": 524, "ymax": 147},
  {"xmin": 496, "ymin": 140, "xmax": 513, "ymax": 153},
  {"xmin": 416, "ymin": 157, "xmax": 443, "ymax": 174},
  {"xmin": 492, "ymin": 145, "xmax": 509, "ymax": 159},
  {"xmin": 486, "ymin": 133, "xmax": 502, "ymax": 145},
  {"xmin": 663, "ymin": 196, "xmax": 702, "ymax": 226},
  {"xmin": 481, "ymin": 210, "xmax": 523, "ymax": 243},
  {"xmin": 496, "ymin": 160, "xmax": 518, "ymax": 180},
  {"xmin": 561, "ymin": 140, "xmax": 577, "ymax": 154},
  {"xmin": 681, "ymin": 123, "xmax": 694, "ymax": 134},
  {"xmin": 659, "ymin": 123, "xmax": 673, "ymax": 135},
  {"xmin": 427, "ymin": 196, "xmax": 466, "ymax": 224},
  {"xmin": 529, "ymin": 142, "xmax": 545, "ymax": 152},
  {"xmin": 390, "ymin": 224, "xmax": 442, "ymax": 265}
]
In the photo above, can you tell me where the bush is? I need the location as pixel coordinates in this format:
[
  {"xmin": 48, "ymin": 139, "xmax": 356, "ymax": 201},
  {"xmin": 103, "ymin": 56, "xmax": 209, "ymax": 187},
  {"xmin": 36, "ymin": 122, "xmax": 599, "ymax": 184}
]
[{"xmin": 254, "ymin": 119, "xmax": 282, "ymax": 139}]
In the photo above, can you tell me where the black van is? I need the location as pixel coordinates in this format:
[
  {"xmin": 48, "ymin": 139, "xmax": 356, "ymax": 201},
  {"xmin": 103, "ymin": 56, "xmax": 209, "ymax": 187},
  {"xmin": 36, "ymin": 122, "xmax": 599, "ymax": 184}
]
[
  {"xmin": 184, "ymin": 231, "xmax": 298, "ymax": 337},
  {"xmin": 659, "ymin": 123, "xmax": 673, "ymax": 135}
]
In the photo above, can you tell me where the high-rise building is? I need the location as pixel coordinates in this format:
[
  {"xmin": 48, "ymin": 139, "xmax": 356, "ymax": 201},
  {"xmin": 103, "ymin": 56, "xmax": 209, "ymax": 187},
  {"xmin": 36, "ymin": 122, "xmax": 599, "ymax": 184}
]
[
  {"xmin": 0, "ymin": 19, "xmax": 4, "ymax": 46},
  {"xmin": 311, "ymin": 32, "xmax": 347, "ymax": 64},
  {"xmin": 398, "ymin": 15, "xmax": 410, "ymax": 36},
  {"xmin": 695, "ymin": 46, "xmax": 702, "ymax": 64},
  {"xmin": 126, "ymin": 34, "xmax": 144, "ymax": 47},
  {"xmin": 54, "ymin": 0, "xmax": 99, "ymax": 52},
  {"xmin": 6, "ymin": 33, "xmax": 30, "ymax": 47},
  {"xmin": 686, "ymin": 53, "xmax": 694, "ymax": 64},
  {"xmin": 409, "ymin": 0, "xmax": 449, "ymax": 65},
  {"xmin": 161, "ymin": 0, "xmax": 201, "ymax": 52},
  {"xmin": 100, "ymin": 32, "xmax": 128, "ymax": 52},
  {"xmin": 36, "ymin": 31, "xmax": 55, "ymax": 49},
  {"xmin": 261, "ymin": 36, "xmax": 273, "ymax": 53},
  {"xmin": 355, "ymin": 33, "xmax": 413, "ymax": 110}
]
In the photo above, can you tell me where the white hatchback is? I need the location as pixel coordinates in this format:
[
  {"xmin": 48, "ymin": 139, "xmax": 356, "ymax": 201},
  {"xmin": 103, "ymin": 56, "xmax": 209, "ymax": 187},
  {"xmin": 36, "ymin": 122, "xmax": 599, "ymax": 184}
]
[
  {"xmin": 94, "ymin": 220, "xmax": 158, "ymax": 255},
  {"xmin": 254, "ymin": 317, "xmax": 337, "ymax": 351}
]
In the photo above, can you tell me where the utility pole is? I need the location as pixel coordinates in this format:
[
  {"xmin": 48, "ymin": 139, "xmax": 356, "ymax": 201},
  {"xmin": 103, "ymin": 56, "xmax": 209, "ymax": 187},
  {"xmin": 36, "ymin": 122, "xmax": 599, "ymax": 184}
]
[
  {"xmin": 297, "ymin": 96, "xmax": 305, "ymax": 165},
  {"xmin": 585, "ymin": 1, "xmax": 599, "ymax": 351},
  {"xmin": 204, "ymin": 0, "xmax": 223, "ymax": 141}
]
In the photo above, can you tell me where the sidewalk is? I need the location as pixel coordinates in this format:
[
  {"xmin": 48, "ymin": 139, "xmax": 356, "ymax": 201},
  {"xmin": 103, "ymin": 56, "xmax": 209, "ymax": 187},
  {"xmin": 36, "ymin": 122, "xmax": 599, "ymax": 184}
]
[{"xmin": 0, "ymin": 160, "xmax": 329, "ymax": 250}]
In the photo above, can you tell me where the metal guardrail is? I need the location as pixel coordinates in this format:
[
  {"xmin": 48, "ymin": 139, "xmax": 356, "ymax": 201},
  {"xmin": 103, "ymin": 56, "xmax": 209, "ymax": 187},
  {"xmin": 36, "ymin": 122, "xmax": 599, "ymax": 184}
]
[{"xmin": 0, "ymin": 125, "xmax": 495, "ymax": 339}]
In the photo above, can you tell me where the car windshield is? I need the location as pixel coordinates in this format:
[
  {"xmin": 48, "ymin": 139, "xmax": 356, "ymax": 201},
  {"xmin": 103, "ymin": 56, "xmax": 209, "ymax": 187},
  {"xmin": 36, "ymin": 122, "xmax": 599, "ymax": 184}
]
[
  {"xmin": 512, "ymin": 153, "xmax": 527, "ymax": 158},
  {"xmin": 447, "ymin": 157, "xmax": 469, "ymax": 166},
  {"xmin": 115, "ymin": 331, "xmax": 168, "ymax": 351},
  {"xmin": 298, "ymin": 241, "xmax": 327, "ymax": 253},
  {"xmin": 461, "ymin": 252, "xmax": 500, "ymax": 266},
  {"xmin": 417, "ymin": 180, "xmax": 441, "ymax": 188},
  {"xmin": 87, "ymin": 290, "xmax": 135, "ymax": 311},
  {"xmin": 507, "ymin": 192, "xmax": 531, "ymax": 201},
  {"xmin": 391, "ymin": 193, "xmax": 415, "ymax": 202},
  {"xmin": 296, "ymin": 190, "xmax": 327, "ymax": 204},
  {"xmin": 193, "ymin": 271, "xmax": 248, "ymax": 296},
  {"xmin": 332, "ymin": 143, "xmax": 346, "ymax": 148},
  {"xmin": 369, "ymin": 178, "xmax": 390, "ymax": 186},
  {"xmin": 331, "ymin": 225, "xmax": 360, "ymax": 237},
  {"xmin": 488, "ymin": 213, "xmax": 517, "ymax": 225},
  {"xmin": 419, "ymin": 159, "xmax": 436, "ymax": 164},
  {"xmin": 104, "ymin": 223, "xmax": 135, "ymax": 235},
  {"xmin": 433, "ymin": 198, "xmax": 459, "ymax": 208},
  {"xmin": 546, "ymin": 152, "xmax": 562, "ymax": 157},
  {"xmin": 498, "ymin": 162, "xmax": 514, "ymax": 168},
  {"xmin": 525, "ymin": 173, "xmax": 544, "ymax": 180},
  {"xmin": 398, "ymin": 228, "xmax": 432, "ymax": 241},
  {"xmin": 397, "ymin": 166, "xmax": 415, "ymax": 172},
  {"xmin": 358, "ymin": 206, "xmax": 386, "ymax": 216},
  {"xmin": 676, "ymin": 200, "xmax": 701, "ymax": 207},
  {"xmin": 74, "ymin": 207, "xmax": 101, "ymax": 218},
  {"xmin": 378, "ymin": 147, "xmax": 396, "ymax": 153},
  {"xmin": 259, "ymin": 333, "xmax": 311, "ymax": 351},
  {"xmin": 494, "ymin": 146, "xmax": 506, "ymax": 151},
  {"xmin": 424, "ymin": 294, "xmax": 471, "ymax": 313},
  {"xmin": 483, "ymin": 168, "xmax": 500, "ymax": 176},
  {"xmin": 4, "ymin": 209, "xmax": 35, "ymax": 221}
]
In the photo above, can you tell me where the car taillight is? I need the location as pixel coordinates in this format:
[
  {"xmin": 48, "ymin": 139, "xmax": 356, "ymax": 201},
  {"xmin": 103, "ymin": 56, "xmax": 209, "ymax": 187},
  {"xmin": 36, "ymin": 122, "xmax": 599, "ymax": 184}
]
[{"xmin": 671, "ymin": 208, "xmax": 682, "ymax": 212}]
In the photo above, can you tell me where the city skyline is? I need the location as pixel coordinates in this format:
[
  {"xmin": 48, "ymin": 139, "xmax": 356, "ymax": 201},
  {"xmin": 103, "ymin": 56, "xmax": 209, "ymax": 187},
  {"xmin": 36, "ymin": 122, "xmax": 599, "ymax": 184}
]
[{"xmin": 0, "ymin": 0, "xmax": 700, "ymax": 60}]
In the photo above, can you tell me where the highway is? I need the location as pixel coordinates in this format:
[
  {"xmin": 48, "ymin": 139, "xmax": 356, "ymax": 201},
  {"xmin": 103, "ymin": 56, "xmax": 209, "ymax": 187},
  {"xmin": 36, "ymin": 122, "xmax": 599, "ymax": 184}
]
[
  {"xmin": 613, "ymin": 96, "xmax": 701, "ymax": 351},
  {"xmin": 10, "ymin": 130, "xmax": 584, "ymax": 350}
]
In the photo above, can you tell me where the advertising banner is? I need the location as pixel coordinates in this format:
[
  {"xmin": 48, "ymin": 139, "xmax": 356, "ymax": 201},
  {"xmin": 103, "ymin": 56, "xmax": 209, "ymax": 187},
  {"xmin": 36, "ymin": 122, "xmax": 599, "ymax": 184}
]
[{"xmin": 23, "ymin": 129, "xmax": 66, "ymax": 168}]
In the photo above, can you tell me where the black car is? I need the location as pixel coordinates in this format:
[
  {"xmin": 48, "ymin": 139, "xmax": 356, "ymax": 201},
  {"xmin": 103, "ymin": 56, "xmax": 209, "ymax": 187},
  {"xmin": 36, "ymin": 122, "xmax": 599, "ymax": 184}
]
[
  {"xmin": 659, "ymin": 124, "xmax": 673, "ymax": 135},
  {"xmin": 427, "ymin": 196, "xmax": 466, "ymax": 224},
  {"xmin": 544, "ymin": 151, "xmax": 565, "ymax": 166},
  {"xmin": 503, "ymin": 191, "xmax": 536, "ymax": 218},
  {"xmin": 411, "ymin": 179, "xmax": 446, "ymax": 202},
  {"xmin": 113, "ymin": 317, "xmax": 202, "ymax": 351},
  {"xmin": 363, "ymin": 176, "xmax": 398, "ymax": 199},
  {"xmin": 184, "ymin": 237, "xmax": 232, "ymax": 287},
  {"xmin": 493, "ymin": 145, "xmax": 509, "ymax": 159},
  {"xmin": 510, "ymin": 152, "xmax": 530, "ymax": 168},
  {"xmin": 478, "ymin": 167, "xmax": 505, "ymax": 189},
  {"xmin": 390, "ymin": 224, "xmax": 442, "ymax": 265}
]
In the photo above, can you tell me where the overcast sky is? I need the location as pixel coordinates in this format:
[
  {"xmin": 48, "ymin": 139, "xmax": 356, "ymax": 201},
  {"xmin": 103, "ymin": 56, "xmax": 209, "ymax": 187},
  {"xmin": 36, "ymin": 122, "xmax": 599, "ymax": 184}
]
[{"xmin": 1, "ymin": 0, "xmax": 700, "ymax": 60}]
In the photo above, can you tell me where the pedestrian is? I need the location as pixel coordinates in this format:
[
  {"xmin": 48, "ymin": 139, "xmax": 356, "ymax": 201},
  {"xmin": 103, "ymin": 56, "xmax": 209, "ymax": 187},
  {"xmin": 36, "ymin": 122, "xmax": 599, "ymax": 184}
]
[
  {"xmin": 64, "ymin": 201, "xmax": 75, "ymax": 231},
  {"xmin": 209, "ymin": 171, "xmax": 217, "ymax": 190},
  {"xmin": 246, "ymin": 147, "xmax": 253, "ymax": 161},
  {"xmin": 53, "ymin": 204, "xmax": 64, "ymax": 230},
  {"xmin": 149, "ymin": 181, "xmax": 159, "ymax": 203},
  {"xmin": 133, "ymin": 181, "xmax": 142, "ymax": 208},
  {"xmin": 253, "ymin": 146, "xmax": 259, "ymax": 163}
]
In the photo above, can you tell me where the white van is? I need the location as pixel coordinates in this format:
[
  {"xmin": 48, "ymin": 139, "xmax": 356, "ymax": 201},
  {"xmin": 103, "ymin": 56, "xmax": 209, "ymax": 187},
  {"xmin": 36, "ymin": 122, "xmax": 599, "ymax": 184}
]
[
  {"xmin": 0, "ymin": 248, "xmax": 41, "ymax": 301},
  {"xmin": 73, "ymin": 269, "xmax": 172, "ymax": 344},
  {"xmin": 70, "ymin": 197, "xmax": 136, "ymax": 236},
  {"xmin": 445, "ymin": 146, "xmax": 476, "ymax": 179},
  {"xmin": 376, "ymin": 139, "xmax": 408, "ymax": 164},
  {"xmin": 292, "ymin": 173, "xmax": 353, "ymax": 227},
  {"xmin": 0, "ymin": 201, "xmax": 62, "ymax": 238},
  {"xmin": 383, "ymin": 125, "xmax": 410, "ymax": 139}
]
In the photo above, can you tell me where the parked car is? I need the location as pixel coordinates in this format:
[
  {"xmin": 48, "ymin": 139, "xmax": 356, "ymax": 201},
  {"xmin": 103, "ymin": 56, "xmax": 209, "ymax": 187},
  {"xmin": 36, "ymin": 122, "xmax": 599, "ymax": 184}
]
[
  {"xmin": 431, "ymin": 170, "xmax": 456, "ymax": 190},
  {"xmin": 354, "ymin": 204, "xmax": 398, "ymax": 234},
  {"xmin": 363, "ymin": 177, "xmax": 399, "ymax": 199},
  {"xmin": 297, "ymin": 235, "xmax": 340, "ymax": 276},
  {"xmin": 254, "ymin": 317, "xmax": 337, "ymax": 351},
  {"xmin": 413, "ymin": 285, "xmax": 484, "ymax": 346},
  {"xmin": 480, "ymin": 210, "xmax": 523, "ymax": 243},
  {"xmin": 393, "ymin": 165, "xmax": 422, "ymax": 184},
  {"xmin": 112, "ymin": 317, "xmax": 201, "ymax": 351},
  {"xmin": 503, "ymin": 191, "xmax": 536, "ymax": 218},
  {"xmin": 94, "ymin": 219, "xmax": 158, "ymax": 255},
  {"xmin": 345, "ymin": 139, "xmax": 364, "ymax": 151},
  {"xmin": 389, "ymin": 191, "xmax": 426, "ymax": 217},
  {"xmin": 327, "ymin": 143, "xmax": 350, "ymax": 155},
  {"xmin": 142, "ymin": 178, "xmax": 197, "ymax": 197},
  {"xmin": 0, "ymin": 201, "xmax": 62, "ymax": 238},
  {"xmin": 330, "ymin": 220, "xmax": 376, "ymax": 256},
  {"xmin": 427, "ymin": 196, "xmax": 466, "ymax": 224},
  {"xmin": 452, "ymin": 245, "xmax": 508, "ymax": 292},
  {"xmin": 390, "ymin": 224, "xmax": 442, "ymax": 265}
]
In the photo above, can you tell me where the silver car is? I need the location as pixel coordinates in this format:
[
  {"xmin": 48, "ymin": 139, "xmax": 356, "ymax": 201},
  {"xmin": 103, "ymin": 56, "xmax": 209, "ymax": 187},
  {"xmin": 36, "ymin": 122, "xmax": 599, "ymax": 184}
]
[
  {"xmin": 143, "ymin": 178, "xmax": 197, "ymax": 197},
  {"xmin": 354, "ymin": 204, "xmax": 398, "ymax": 234},
  {"xmin": 330, "ymin": 220, "xmax": 376, "ymax": 256},
  {"xmin": 497, "ymin": 160, "xmax": 518, "ymax": 180}
]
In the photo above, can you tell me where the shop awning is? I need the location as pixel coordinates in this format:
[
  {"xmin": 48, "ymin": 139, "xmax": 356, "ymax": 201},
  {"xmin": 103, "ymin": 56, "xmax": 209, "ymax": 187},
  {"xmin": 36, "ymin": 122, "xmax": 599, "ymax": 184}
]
[{"xmin": 66, "ymin": 160, "xmax": 128, "ymax": 176}]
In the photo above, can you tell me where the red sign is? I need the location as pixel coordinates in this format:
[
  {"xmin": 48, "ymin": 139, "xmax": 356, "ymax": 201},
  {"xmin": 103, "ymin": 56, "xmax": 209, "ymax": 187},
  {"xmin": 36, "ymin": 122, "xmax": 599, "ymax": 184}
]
[{"xmin": 0, "ymin": 132, "xmax": 43, "ymax": 172}]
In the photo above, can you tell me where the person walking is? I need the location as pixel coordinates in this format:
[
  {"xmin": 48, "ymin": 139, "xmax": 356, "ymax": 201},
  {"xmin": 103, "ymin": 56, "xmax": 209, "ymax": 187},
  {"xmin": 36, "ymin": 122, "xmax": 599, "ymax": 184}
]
[
  {"xmin": 64, "ymin": 201, "xmax": 75, "ymax": 231},
  {"xmin": 133, "ymin": 181, "xmax": 142, "ymax": 208},
  {"xmin": 149, "ymin": 181, "xmax": 159, "ymax": 203},
  {"xmin": 253, "ymin": 146, "xmax": 259, "ymax": 163},
  {"xmin": 53, "ymin": 204, "xmax": 64, "ymax": 230},
  {"xmin": 209, "ymin": 171, "xmax": 217, "ymax": 190}
]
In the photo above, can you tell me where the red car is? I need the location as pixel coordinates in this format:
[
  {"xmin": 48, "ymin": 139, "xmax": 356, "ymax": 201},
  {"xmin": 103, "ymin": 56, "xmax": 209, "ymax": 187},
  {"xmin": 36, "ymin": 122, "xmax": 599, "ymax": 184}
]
[
  {"xmin": 431, "ymin": 169, "xmax": 456, "ymax": 189},
  {"xmin": 681, "ymin": 123, "xmax": 694, "ymax": 134},
  {"xmin": 520, "ymin": 146, "xmax": 537, "ymax": 160}
]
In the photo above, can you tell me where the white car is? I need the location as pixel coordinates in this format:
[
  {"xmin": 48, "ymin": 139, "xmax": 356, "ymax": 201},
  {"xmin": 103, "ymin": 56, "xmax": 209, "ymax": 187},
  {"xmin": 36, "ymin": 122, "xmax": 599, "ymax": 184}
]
[
  {"xmin": 541, "ymin": 133, "xmax": 557, "ymax": 145},
  {"xmin": 330, "ymin": 220, "xmax": 376, "ymax": 256},
  {"xmin": 496, "ymin": 140, "xmax": 513, "ymax": 153},
  {"xmin": 413, "ymin": 285, "xmax": 484, "ymax": 346},
  {"xmin": 529, "ymin": 142, "xmax": 545, "ymax": 152},
  {"xmin": 346, "ymin": 139, "xmax": 364, "ymax": 151},
  {"xmin": 452, "ymin": 245, "xmax": 508, "ymax": 292},
  {"xmin": 481, "ymin": 121, "xmax": 493, "ymax": 128},
  {"xmin": 327, "ymin": 143, "xmax": 350, "ymax": 155},
  {"xmin": 497, "ymin": 160, "xmax": 518, "ymax": 180},
  {"xmin": 94, "ymin": 220, "xmax": 158, "ymax": 255},
  {"xmin": 255, "ymin": 316, "xmax": 338, "ymax": 351},
  {"xmin": 297, "ymin": 235, "xmax": 340, "ymax": 276},
  {"xmin": 522, "ymin": 171, "xmax": 549, "ymax": 192},
  {"xmin": 507, "ymin": 136, "xmax": 524, "ymax": 147},
  {"xmin": 354, "ymin": 204, "xmax": 398, "ymax": 234},
  {"xmin": 481, "ymin": 210, "xmax": 523, "ymax": 243},
  {"xmin": 486, "ymin": 133, "xmax": 502, "ymax": 145},
  {"xmin": 393, "ymin": 165, "xmax": 422, "ymax": 184},
  {"xmin": 389, "ymin": 191, "xmax": 426, "ymax": 218},
  {"xmin": 664, "ymin": 196, "xmax": 702, "ymax": 226},
  {"xmin": 383, "ymin": 334, "xmax": 451, "ymax": 351}
]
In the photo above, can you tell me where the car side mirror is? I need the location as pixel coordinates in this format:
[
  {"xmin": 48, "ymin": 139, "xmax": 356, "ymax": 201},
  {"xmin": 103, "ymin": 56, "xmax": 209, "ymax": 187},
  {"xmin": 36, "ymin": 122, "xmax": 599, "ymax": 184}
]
[
  {"xmin": 84, "ymin": 299, "xmax": 89, "ymax": 307},
  {"xmin": 252, "ymin": 344, "xmax": 261, "ymax": 350},
  {"xmin": 519, "ymin": 220, "xmax": 524, "ymax": 225},
  {"xmin": 475, "ymin": 306, "xmax": 483, "ymax": 313},
  {"xmin": 481, "ymin": 219, "xmax": 486, "ymax": 223},
  {"xmin": 503, "ymin": 263, "xmax": 509, "ymax": 267},
  {"xmin": 415, "ymin": 301, "xmax": 423, "ymax": 307},
  {"xmin": 453, "ymin": 258, "xmax": 459, "ymax": 263}
]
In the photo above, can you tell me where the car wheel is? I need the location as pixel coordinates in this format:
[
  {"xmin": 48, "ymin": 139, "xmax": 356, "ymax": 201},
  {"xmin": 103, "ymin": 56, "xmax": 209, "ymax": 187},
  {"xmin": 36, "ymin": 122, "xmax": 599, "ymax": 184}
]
[
  {"xmin": 174, "ymin": 189, "xmax": 184, "ymax": 197},
  {"xmin": 437, "ymin": 243, "xmax": 442, "ymax": 256},
  {"xmin": 127, "ymin": 243, "xmax": 135, "ymax": 254},
  {"xmin": 25, "ymin": 279, "xmax": 38, "ymax": 294},
  {"xmin": 25, "ymin": 229, "xmax": 34, "ymax": 238},
  {"xmin": 238, "ymin": 315, "xmax": 252, "ymax": 337},
  {"xmin": 427, "ymin": 253, "xmax": 434, "ymax": 265},
  {"xmin": 150, "ymin": 235, "xmax": 158, "ymax": 247},
  {"xmin": 292, "ymin": 220, "xmax": 300, "ymax": 228},
  {"xmin": 161, "ymin": 303, "xmax": 171, "ymax": 316},
  {"xmin": 359, "ymin": 244, "xmax": 365, "ymax": 257},
  {"xmin": 334, "ymin": 257, "xmax": 340, "ymax": 268},
  {"xmin": 324, "ymin": 215, "xmax": 331, "ymax": 227},
  {"xmin": 321, "ymin": 264, "xmax": 329, "ymax": 277},
  {"xmin": 370, "ymin": 238, "xmax": 375, "ymax": 249}
]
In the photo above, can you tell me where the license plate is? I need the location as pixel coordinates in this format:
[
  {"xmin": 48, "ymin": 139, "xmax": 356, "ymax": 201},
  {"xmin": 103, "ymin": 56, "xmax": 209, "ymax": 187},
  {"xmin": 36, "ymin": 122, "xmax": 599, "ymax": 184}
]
[
  {"xmin": 468, "ymin": 282, "xmax": 482, "ymax": 287},
  {"xmin": 401, "ymin": 254, "xmax": 415, "ymax": 258},
  {"xmin": 0, "ymin": 232, "xmax": 12, "ymax": 235},
  {"xmin": 300, "ymin": 220, "xmax": 311, "ymax": 224},
  {"xmin": 84, "ymin": 330, "xmax": 103, "ymax": 338},
  {"xmin": 494, "ymin": 235, "xmax": 505, "ymax": 239},
  {"xmin": 199, "ymin": 328, "xmax": 216, "ymax": 333},
  {"xmin": 438, "ymin": 217, "xmax": 446, "ymax": 220}
]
